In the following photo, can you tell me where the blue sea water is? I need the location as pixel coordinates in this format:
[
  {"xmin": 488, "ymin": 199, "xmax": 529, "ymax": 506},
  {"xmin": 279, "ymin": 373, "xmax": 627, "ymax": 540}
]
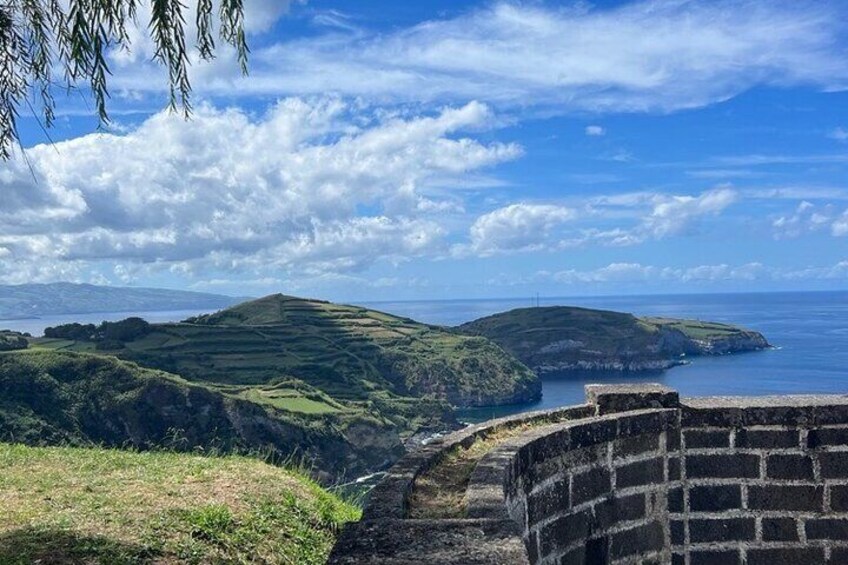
[{"xmin": 364, "ymin": 291, "xmax": 848, "ymax": 422}]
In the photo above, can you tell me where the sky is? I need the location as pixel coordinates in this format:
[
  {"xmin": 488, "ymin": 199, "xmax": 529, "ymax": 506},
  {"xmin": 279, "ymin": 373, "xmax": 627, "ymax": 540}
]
[{"xmin": 5, "ymin": 0, "xmax": 848, "ymax": 301}]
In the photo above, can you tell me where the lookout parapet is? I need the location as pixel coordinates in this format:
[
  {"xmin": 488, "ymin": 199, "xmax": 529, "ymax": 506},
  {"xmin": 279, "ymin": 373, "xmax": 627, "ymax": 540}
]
[{"xmin": 330, "ymin": 384, "xmax": 848, "ymax": 564}]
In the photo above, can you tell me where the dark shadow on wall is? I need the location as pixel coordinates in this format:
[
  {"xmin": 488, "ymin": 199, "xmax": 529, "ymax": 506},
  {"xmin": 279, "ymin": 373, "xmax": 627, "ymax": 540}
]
[{"xmin": 0, "ymin": 527, "xmax": 160, "ymax": 564}]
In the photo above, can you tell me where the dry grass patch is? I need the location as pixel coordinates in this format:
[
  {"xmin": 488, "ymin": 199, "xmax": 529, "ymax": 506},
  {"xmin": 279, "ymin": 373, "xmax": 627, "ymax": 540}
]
[{"xmin": 407, "ymin": 420, "xmax": 563, "ymax": 519}]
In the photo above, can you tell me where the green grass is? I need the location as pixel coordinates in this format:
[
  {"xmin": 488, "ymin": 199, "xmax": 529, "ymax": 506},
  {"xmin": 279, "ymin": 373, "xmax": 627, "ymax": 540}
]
[
  {"xmin": 0, "ymin": 443, "xmax": 360, "ymax": 564},
  {"xmin": 642, "ymin": 317, "xmax": 744, "ymax": 339},
  {"xmin": 457, "ymin": 306, "xmax": 767, "ymax": 372},
  {"xmin": 237, "ymin": 388, "xmax": 343, "ymax": 414}
]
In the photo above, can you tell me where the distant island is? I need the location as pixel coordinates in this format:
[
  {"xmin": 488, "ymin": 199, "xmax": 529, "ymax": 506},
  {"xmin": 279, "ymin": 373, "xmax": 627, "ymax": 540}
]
[
  {"xmin": 0, "ymin": 293, "xmax": 770, "ymax": 482},
  {"xmin": 0, "ymin": 282, "xmax": 246, "ymax": 319},
  {"xmin": 457, "ymin": 306, "xmax": 771, "ymax": 374}
]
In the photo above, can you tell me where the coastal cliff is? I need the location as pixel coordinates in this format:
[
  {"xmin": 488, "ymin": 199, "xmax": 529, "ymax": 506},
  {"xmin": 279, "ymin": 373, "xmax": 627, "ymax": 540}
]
[{"xmin": 457, "ymin": 306, "xmax": 770, "ymax": 374}]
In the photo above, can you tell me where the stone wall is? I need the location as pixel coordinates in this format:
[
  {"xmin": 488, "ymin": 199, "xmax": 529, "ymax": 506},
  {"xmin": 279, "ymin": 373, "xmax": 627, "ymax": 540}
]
[{"xmin": 329, "ymin": 385, "xmax": 848, "ymax": 564}]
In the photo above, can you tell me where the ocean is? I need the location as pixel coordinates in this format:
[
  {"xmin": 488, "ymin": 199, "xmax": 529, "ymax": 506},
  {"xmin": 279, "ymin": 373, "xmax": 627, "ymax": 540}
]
[
  {"xmin": 363, "ymin": 291, "xmax": 848, "ymax": 422},
  {"xmin": 3, "ymin": 291, "xmax": 847, "ymax": 423}
]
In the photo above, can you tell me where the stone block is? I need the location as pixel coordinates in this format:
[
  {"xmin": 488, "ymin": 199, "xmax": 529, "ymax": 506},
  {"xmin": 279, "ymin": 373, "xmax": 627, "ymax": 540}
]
[
  {"xmin": 766, "ymin": 453, "xmax": 814, "ymax": 480},
  {"xmin": 689, "ymin": 549, "xmax": 742, "ymax": 565},
  {"xmin": 684, "ymin": 429, "xmax": 731, "ymax": 448},
  {"xmin": 761, "ymin": 517, "xmax": 798, "ymax": 542},
  {"xmin": 748, "ymin": 485, "xmax": 823, "ymax": 511},
  {"xmin": 689, "ymin": 484, "xmax": 741, "ymax": 512},
  {"xmin": 667, "ymin": 487, "xmax": 683, "ymax": 513},
  {"xmin": 746, "ymin": 547, "xmax": 825, "ymax": 565},
  {"xmin": 670, "ymin": 519, "xmax": 684, "ymax": 545},
  {"xmin": 668, "ymin": 457, "xmax": 681, "ymax": 480},
  {"xmin": 569, "ymin": 419, "xmax": 618, "ymax": 449},
  {"xmin": 615, "ymin": 457, "xmax": 664, "ymax": 489},
  {"xmin": 805, "ymin": 518, "xmax": 848, "ymax": 540},
  {"xmin": 539, "ymin": 510, "xmax": 591, "ymax": 557},
  {"xmin": 830, "ymin": 484, "xmax": 848, "ymax": 512},
  {"xmin": 808, "ymin": 427, "xmax": 848, "ymax": 448},
  {"xmin": 689, "ymin": 518, "xmax": 755, "ymax": 543},
  {"xmin": 735, "ymin": 428, "xmax": 799, "ymax": 449},
  {"xmin": 593, "ymin": 493, "xmax": 645, "ymax": 530},
  {"xmin": 571, "ymin": 467, "xmax": 611, "ymax": 506},
  {"xmin": 527, "ymin": 478, "xmax": 569, "ymax": 525},
  {"xmin": 818, "ymin": 451, "xmax": 848, "ymax": 478},
  {"xmin": 609, "ymin": 521, "xmax": 665, "ymax": 560},
  {"xmin": 685, "ymin": 453, "xmax": 759, "ymax": 479},
  {"xmin": 613, "ymin": 433, "xmax": 659, "ymax": 458},
  {"xmin": 585, "ymin": 384, "xmax": 679, "ymax": 415}
]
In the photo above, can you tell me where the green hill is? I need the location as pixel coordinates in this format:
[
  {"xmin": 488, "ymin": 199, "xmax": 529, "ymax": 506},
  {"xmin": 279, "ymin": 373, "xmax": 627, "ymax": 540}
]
[
  {"xmin": 43, "ymin": 294, "xmax": 540, "ymax": 407},
  {"xmin": 28, "ymin": 295, "xmax": 540, "ymax": 478},
  {"xmin": 0, "ymin": 350, "xmax": 415, "ymax": 480},
  {"xmin": 457, "ymin": 306, "xmax": 770, "ymax": 373},
  {"xmin": 0, "ymin": 443, "xmax": 358, "ymax": 564}
]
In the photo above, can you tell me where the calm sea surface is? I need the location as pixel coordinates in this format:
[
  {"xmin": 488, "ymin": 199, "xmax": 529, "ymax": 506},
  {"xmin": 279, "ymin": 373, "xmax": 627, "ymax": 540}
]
[
  {"xmin": 3, "ymin": 291, "xmax": 846, "ymax": 423},
  {"xmin": 364, "ymin": 291, "xmax": 848, "ymax": 422}
]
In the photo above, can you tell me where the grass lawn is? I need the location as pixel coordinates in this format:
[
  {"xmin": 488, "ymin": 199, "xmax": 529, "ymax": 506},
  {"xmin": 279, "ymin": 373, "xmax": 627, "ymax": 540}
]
[{"xmin": 0, "ymin": 444, "xmax": 360, "ymax": 564}]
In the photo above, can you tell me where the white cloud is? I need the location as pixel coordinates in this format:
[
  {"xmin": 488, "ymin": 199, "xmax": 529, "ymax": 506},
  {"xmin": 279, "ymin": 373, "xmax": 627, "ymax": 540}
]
[
  {"xmin": 642, "ymin": 188, "xmax": 737, "ymax": 238},
  {"xmin": 551, "ymin": 263, "xmax": 658, "ymax": 284},
  {"xmin": 530, "ymin": 260, "xmax": 845, "ymax": 287},
  {"xmin": 457, "ymin": 187, "xmax": 739, "ymax": 256},
  {"xmin": 0, "ymin": 98, "xmax": 520, "ymax": 284},
  {"xmin": 104, "ymin": 0, "xmax": 848, "ymax": 115},
  {"xmin": 772, "ymin": 202, "xmax": 848, "ymax": 238},
  {"xmin": 463, "ymin": 203, "xmax": 577, "ymax": 256},
  {"xmin": 833, "ymin": 211, "xmax": 848, "ymax": 236},
  {"xmin": 585, "ymin": 125, "xmax": 605, "ymax": 136},
  {"xmin": 829, "ymin": 127, "xmax": 848, "ymax": 142}
]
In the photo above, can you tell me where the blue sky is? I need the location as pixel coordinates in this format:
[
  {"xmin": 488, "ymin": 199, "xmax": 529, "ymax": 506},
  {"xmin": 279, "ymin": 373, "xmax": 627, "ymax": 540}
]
[{"xmin": 6, "ymin": 0, "xmax": 848, "ymax": 301}]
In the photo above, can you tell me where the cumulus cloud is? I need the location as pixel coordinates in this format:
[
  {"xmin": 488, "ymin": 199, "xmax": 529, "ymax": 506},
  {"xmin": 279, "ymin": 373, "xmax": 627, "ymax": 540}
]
[
  {"xmin": 642, "ymin": 188, "xmax": 738, "ymax": 238},
  {"xmin": 0, "ymin": 98, "xmax": 519, "ymax": 284},
  {"xmin": 105, "ymin": 0, "xmax": 848, "ymax": 115},
  {"xmin": 462, "ymin": 203, "xmax": 577, "ymax": 256},
  {"xmin": 585, "ymin": 125, "xmax": 605, "ymax": 136},
  {"xmin": 456, "ymin": 187, "xmax": 739, "ymax": 256}
]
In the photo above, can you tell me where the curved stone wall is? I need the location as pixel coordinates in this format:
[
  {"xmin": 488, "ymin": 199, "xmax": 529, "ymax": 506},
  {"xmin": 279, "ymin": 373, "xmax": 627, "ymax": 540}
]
[{"xmin": 329, "ymin": 385, "xmax": 848, "ymax": 564}]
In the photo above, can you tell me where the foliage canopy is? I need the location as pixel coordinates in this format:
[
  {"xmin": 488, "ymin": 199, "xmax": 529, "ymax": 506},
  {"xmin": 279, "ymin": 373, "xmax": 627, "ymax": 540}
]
[{"xmin": 0, "ymin": 0, "xmax": 249, "ymax": 159}]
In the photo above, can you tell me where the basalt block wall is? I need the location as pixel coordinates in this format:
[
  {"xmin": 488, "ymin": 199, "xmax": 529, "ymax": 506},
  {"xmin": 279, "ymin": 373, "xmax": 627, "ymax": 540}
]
[{"xmin": 329, "ymin": 385, "xmax": 848, "ymax": 565}]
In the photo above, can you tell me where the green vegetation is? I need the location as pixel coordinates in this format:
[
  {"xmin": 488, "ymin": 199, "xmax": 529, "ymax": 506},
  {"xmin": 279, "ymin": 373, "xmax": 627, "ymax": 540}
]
[
  {"xmin": 0, "ymin": 349, "xmax": 424, "ymax": 480},
  {"xmin": 45, "ymin": 317, "xmax": 152, "ymax": 350},
  {"xmin": 38, "ymin": 294, "xmax": 539, "ymax": 407},
  {"xmin": 0, "ymin": 331, "xmax": 28, "ymax": 351},
  {"xmin": 18, "ymin": 295, "xmax": 541, "ymax": 479},
  {"xmin": 0, "ymin": 443, "xmax": 359, "ymax": 564},
  {"xmin": 458, "ymin": 306, "xmax": 770, "ymax": 373}
]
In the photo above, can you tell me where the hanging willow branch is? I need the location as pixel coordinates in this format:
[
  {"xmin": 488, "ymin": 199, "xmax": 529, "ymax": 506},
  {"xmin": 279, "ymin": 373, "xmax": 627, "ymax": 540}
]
[{"xmin": 0, "ymin": 0, "xmax": 249, "ymax": 159}]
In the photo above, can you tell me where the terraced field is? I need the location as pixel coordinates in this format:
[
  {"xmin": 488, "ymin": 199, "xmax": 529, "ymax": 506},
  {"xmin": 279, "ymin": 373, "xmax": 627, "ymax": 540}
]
[{"xmin": 28, "ymin": 295, "xmax": 540, "ymax": 478}]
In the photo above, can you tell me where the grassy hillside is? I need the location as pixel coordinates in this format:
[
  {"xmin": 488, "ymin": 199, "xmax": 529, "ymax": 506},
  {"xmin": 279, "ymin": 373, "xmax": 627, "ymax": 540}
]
[
  {"xmin": 0, "ymin": 350, "xmax": 418, "ymax": 480},
  {"xmin": 40, "ymin": 294, "xmax": 540, "ymax": 407},
  {"xmin": 0, "ymin": 443, "xmax": 358, "ymax": 564},
  {"xmin": 21, "ymin": 294, "xmax": 542, "ymax": 479},
  {"xmin": 457, "ymin": 306, "xmax": 769, "ymax": 373}
]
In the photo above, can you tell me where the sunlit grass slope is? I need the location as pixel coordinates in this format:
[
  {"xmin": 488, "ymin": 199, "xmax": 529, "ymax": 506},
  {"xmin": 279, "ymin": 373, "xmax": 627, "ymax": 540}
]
[{"xmin": 0, "ymin": 443, "xmax": 359, "ymax": 564}]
